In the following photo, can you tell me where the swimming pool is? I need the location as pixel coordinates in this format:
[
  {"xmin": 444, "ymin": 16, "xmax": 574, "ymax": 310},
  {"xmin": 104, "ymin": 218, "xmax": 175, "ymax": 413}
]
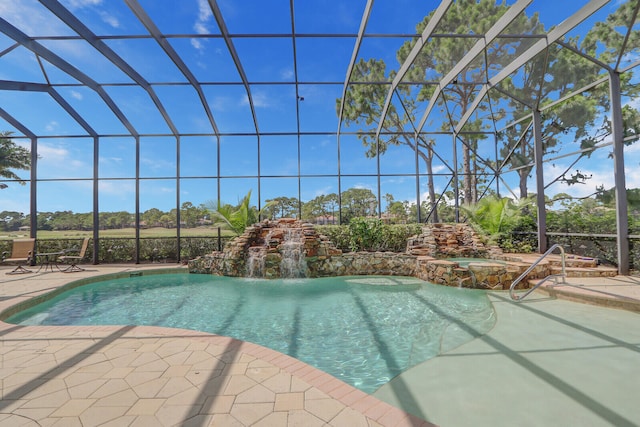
[{"xmin": 6, "ymin": 273, "xmax": 495, "ymax": 393}]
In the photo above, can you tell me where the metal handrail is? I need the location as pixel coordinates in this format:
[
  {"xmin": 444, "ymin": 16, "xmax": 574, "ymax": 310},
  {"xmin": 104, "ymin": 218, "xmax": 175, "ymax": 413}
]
[{"xmin": 509, "ymin": 244, "xmax": 566, "ymax": 301}]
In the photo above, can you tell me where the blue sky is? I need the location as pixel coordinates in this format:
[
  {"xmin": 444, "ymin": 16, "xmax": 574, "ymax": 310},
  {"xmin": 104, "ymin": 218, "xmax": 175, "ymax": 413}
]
[{"xmin": 0, "ymin": 0, "xmax": 637, "ymax": 216}]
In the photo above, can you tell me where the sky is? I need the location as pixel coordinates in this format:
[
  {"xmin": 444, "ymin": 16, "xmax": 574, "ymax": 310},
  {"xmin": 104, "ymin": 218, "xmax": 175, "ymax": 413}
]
[{"xmin": 0, "ymin": 0, "xmax": 638, "ymax": 217}]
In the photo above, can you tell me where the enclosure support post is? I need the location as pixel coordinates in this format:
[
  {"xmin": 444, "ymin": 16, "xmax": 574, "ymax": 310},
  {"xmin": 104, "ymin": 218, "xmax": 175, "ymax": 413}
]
[
  {"xmin": 452, "ymin": 133, "xmax": 459, "ymax": 222},
  {"xmin": 135, "ymin": 135, "xmax": 140, "ymax": 264},
  {"xmin": 29, "ymin": 136, "xmax": 37, "ymax": 240},
  {"xmin": 533, "ymin": 110, "xmax": 547, "ymax": 253},
  {"xmin": 609, "ymin": 71, "xmax": 629, "ymax": 275},
  {"xmin": 93, "ymin": 136, "xmax": 99, "ymax": 264},
  {"xmin": 176, "ymin": 135, "xmax": 181, "ymax": 263}
]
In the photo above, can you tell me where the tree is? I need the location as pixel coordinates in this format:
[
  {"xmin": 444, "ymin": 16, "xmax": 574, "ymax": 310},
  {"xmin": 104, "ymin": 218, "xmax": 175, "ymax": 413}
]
[
  {"xmin": 0, "ymin": 210, "xmax": 26, "ymax": 231},
  {"xmin": 180, "ymin": 202, "xmax": 200, "ymax": 228},
  {"xmin": 338, "ymin": 58, "xmax": 440, "ymax": 222},
  {"xmin": 597, "ymin": 187, "xmax": 640, "ymax": 212},
  {"xmin": 341, "ymin": 188, "xmax": 377, "ymax": 224},
  {"xmin": 339, "ymin": 1, "xmax": 543, "ymax": 218},
  {"xmin": 49, "ymin": 211, "xmax": 79, "ymax": 230},
  {"xmin": 263, "ymin": 196, "xmax": 299, "ymax": 219},
  {"xmin": 302, "ymin": 193, "xmax": 339, "ymax": 223},
  {"xmin": 159, "ymin": 213, "xmax": 175, "ymax": 228},
  {"xmin": 501, "ymin": 1, "xmax": 640, "ymax": 197},
  {"xmin": 400, "ymin": 1, "xmax": 542, "ymax": 204},
  {"xmin": 142, "ymin": 208, "xmax": 163, "ymax": 227},
  {"xmin": 0, "ymin": 131, "xmax": 31, "ymax": 187},
  {"xmin": 383, "ymin": 193, "xmax": 409, "ymax": 223}
]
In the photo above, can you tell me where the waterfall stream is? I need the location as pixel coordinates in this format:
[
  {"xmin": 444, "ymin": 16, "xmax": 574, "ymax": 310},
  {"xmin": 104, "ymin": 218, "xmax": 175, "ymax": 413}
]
[
  {"xmin": 246, "ymin": 247, "xmax": 265, "ymax": 278},
  {"xmin": 279, "ymin": 228, "xmax": 307, "ymax": 278}
]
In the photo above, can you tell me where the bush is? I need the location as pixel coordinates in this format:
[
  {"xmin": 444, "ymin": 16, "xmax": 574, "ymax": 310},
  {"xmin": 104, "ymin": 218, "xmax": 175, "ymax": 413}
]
[
  {"xmin": 316, "ymin": 225, "xmax": 351, "ymax": 252},
  {"xmin": 379, "ymin": 223, "xmax": 422, "ymax": 252},
  {"xmin": 317, "ymin": 221, "xmax": 421, "ymax": 252},
  {"xmin": 348, "ymin": 217, "xmax": 384, "ymax": 251}
]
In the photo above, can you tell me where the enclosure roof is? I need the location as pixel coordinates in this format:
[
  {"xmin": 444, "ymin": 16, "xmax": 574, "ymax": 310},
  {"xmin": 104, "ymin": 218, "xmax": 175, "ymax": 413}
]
[{"xmin": 0, "ymin": 0, "xmax": 638, "ymax": 142}]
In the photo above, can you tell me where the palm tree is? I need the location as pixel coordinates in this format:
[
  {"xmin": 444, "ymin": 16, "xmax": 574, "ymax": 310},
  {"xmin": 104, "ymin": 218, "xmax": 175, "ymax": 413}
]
[
  {"xmin": 206, "ymin": 190, "xmax": 274, "ymax": 236},
  {"xmin": 461, "ymin": 195, "xmax": 532, "ymax": 244},
  {"xmin": 0, "ymin": 131, "xmax": 31, "ymax": 188}
]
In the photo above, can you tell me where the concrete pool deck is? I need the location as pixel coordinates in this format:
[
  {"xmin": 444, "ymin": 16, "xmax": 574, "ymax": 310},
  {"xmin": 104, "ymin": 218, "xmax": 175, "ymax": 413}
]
[
  {"xmin": 375, "ymin": 276, "xmax": 640, "ymax": 427},
  {"xmin": 0, "ymin": 264, "xmax": 638, "ymax": 426}
]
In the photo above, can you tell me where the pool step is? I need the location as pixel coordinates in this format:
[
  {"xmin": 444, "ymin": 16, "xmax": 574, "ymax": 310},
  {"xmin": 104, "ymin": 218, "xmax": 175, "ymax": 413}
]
[
  {"xmin": 550, "ymin": 265, "xmax": 618, "ymax": 278},
  {"xmin": 550, "ymin": 257, "xmax": 598, "ymax": 268},
  {"xmin": 535, "ymin": 280, "xmax": 640, "ymax": 313}
]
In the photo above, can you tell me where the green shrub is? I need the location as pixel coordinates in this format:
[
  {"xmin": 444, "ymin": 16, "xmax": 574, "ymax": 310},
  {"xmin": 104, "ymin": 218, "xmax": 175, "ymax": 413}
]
[
  {"xmin": 319, "ymin": 220, "xmax": 421, "ymax": 252},
  {"xmin": 316, "ymin": 225, "xmax": 351, "ymax": 252},
  {"xmin": 380, "ymin": 223, "xmax": 422, "ymax": 252},
  {"xmin": 348, "ymin": 217, "xmax": 384, "ymax": 251}
]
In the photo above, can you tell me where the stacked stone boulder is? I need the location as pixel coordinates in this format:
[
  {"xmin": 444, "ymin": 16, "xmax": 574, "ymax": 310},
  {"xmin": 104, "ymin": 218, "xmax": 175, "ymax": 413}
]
[
  {"xmin": 406, "ymin": 223, "xmax": 498, "ymax": 258},
  {"xmin": 189, "ymin": 218, "xmax": 419, "ymax": 279},
  {"xmin": 189, "ymin": 218, "xmax": 341, "ymax": 277},
  {"xmin": 188, "ymin": 220, "xmax": 599, "ymax": 289}
]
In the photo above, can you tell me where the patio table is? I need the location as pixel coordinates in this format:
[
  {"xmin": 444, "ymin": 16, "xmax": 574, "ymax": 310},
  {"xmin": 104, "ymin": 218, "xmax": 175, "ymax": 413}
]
[{"xmin": 36, "ymin": 251, "xmax": 64, "ymax": 273}]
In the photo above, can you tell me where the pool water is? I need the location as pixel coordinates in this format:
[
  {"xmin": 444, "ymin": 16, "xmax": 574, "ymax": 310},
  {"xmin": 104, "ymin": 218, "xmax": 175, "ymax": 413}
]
[
  {"xmin": 7, "ymin": 274, "xmax": 495, "ymax": 393},
  {"xmin": 446, "ymin": 257, "xmax": 506, "ymax": 268}
]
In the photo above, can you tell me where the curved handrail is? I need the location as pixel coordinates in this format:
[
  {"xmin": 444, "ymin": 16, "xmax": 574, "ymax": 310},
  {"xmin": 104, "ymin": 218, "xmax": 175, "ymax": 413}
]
[{"xmin": 509, "ymin": 244, "xmax": 566, "ymax": 301}]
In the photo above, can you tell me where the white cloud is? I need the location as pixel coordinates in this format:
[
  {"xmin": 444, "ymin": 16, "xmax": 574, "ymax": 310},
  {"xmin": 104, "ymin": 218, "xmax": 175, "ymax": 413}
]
[
  {"xmin": 98, "ymin": 155, "xmax": 123, "ymax": 168},
  {"xmin": 625, "ymin": 141, "xmax": 640, "ymax": 153},
  {"xmin": 63, "ymin": 0, "xmax": 103, "ymax": 8},
  {"xmin": 45, "ymin": 121, "xmax": 59, "ymax": 132},
  {"xmin": 191, "ymin": 39, "xmax": 204, "ymax": 51},
  {"xmin": 190, "ymin": 0, "xmax": 213, "ymax": 51},
  {"xmin": 37, "ymin": 143, "xmax": 68, "ymax": 161},
  {"xmin": 140, "ymin": 157, "xmax": 175, "ymax": 171},
  {"xmin": 70, "ymin": 90, "xmax": 83, "ymax": 100},
  {"xmin": 312, "ymin": 186, "xmax": 335, "ymax": 198},
  {"xmin": 99, "ymin": 180, "xmax": 134, "ymax": 195},
  {"xmin": 241, "ymin": 92, "xmax": 271, "ymax": 108},
  {"xmin": 0, "ymin": 1, "xmax": 64, "ymax": 36},
  {"xmin": 0, "ymin": 2, "xmax": 116, "ymax": 62},
  {"xmin": 196, "ymin": 0, "xmax": 213, "ymax": 23},
  {"xmin": 60, "ymin": 0, "xmax": 119, "ymax": 28},
  {"xmin": 194, "ymin": 22, "xmax": 209, "ymax": 35},
  {"xmin": 280, "ymin": 69, "xmax": 294, "ymax": 80},
  {"xmin": 382, "ymin": 177, "xmax": 407, "ymax": 185},
  {"xmin": 353, "ymin": 183, "xmax": 374, "ymax": 191},
  {"xmin": 98, "ymin": 10, "xmax": 119, "ymax": 28},
  {"xmin": 209, "ymin": 96, "xmax": 229, "ymax": 112},
  {"xmin": 539, "ymin": 160, "xmax": 617, "ymax": 199},
  {"xmin": 432, "ymin": 164, "xmax": 447, "ymax": 174}
]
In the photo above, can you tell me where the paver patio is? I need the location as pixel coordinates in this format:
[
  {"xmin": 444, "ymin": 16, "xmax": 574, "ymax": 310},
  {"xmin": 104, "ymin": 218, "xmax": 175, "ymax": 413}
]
[{"xmin": 0, "ymin": 265, "xmax": 432, "ymax": 427}]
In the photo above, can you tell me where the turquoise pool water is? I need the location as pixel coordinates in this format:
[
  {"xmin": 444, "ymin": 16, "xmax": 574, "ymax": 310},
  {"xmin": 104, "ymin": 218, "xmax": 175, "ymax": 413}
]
[
  {"xmin": 6, "ymin": 274, "xmax": 495, "ymax": 393},
  {"xmin": 446, "ymin": 257, "xmax": 507, "ymax": 268}
]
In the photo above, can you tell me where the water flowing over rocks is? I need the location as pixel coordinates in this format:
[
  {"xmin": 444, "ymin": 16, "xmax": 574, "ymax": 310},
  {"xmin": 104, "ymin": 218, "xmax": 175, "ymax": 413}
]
[{"xmin": 188, "ymin": 220, "xmax": 615, "ymax": 288}]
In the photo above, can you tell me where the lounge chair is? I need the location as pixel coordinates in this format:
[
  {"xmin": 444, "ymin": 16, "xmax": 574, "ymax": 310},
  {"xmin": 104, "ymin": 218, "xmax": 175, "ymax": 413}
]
[
  {"xmin": 59, "ymin": 237, "xmax": 90, "ymax": 273},
  {"xmin": 2, "ymin": 238, "xmax": 35, "ymax": 274}
]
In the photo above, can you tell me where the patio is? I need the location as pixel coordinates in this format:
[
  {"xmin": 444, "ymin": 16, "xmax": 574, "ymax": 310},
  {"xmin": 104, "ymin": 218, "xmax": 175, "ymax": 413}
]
[
  {"xmin": 0, "ymin": 265, "xmax": 431, "ymax": 427},
  {"xmin": 1, "ymin": 265, "xmax": 638, "ymax": 426}
]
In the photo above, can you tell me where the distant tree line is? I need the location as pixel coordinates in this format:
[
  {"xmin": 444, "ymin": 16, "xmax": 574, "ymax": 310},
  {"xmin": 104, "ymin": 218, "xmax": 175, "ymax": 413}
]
[
  {"xmin": 2, "ymin": 186, "xmax": 638, "ymax": 236},
  {"xmin": 0, "ymin": 187, "xmax": 431, "ymax": 232}
]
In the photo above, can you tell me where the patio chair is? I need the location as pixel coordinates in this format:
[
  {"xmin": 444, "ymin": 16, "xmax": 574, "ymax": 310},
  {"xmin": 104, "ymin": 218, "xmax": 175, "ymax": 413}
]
[
  {"xmin": 59, "ymin": 237, "xmax": 90, "ymax": 273},
  {"xmin": 2, "ymin": 238, "xmax": 35, "ymax": 274}
]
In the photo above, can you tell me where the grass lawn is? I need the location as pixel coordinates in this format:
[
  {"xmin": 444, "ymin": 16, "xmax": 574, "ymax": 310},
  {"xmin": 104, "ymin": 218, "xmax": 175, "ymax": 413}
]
[{"xmin": 0, "ymin": 227, "xmax": 234, "ymax": 240}]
